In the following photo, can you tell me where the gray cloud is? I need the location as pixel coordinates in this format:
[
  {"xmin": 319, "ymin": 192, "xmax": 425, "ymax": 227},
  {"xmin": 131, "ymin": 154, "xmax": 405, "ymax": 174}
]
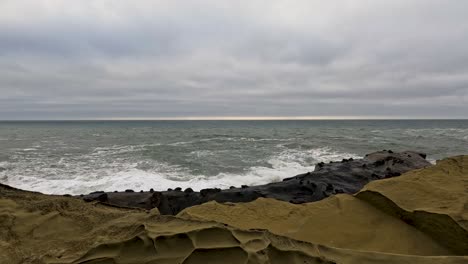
[{"xmin": 0, "ymin": 0, "xmax": 467, "ymax": 119}]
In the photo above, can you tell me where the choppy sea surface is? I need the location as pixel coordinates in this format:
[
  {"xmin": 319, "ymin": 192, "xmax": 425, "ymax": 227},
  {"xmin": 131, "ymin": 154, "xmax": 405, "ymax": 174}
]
[{"xmin": 0, "ymin": 120, "xmax": 467, "ymax": 195}]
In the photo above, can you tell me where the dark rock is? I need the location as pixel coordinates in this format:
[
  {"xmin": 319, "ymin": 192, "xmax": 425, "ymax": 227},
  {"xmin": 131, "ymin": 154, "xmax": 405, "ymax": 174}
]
[
  {"xmin": 184, "ymin": 188, "xmax": 194, "ymax": 193},
  {"xmin": 96, "ymin": 193, "xmax": 108, "ymax": 202},
  {"xmin": 84, "ymin": 193, "xmax": 108, "ymax": 203},
  {"xmin": 174, "ymin": 187, "xmax": 182, "ymax": 192},
  {"xmin": 140, "ymin": 190, "xmax": 143, "ymax": 193},
  {"xmin": 229, "ymin": 186, "xmax": 236, "ymax": 189},
  {"xmin": 125, "ymin": 189, "xmax": 134, "ymax": 193},
  {"xmin": 167, "ymin": 188, "xmax": 173, "ymax": 191},
  {"xmin": 374, "ymin": 160, "xmax": 385, "ymax": 166},
  {"xmin": 78, "ymin": 150, "xmax": 431, "ymax": 215},
  {"xmin": 200, "ymin": 188, "xmax": 221, "ymax": 197},
  {"xmin": 150, "ymin": 188, "xmax": 154, "ymax": 193}
]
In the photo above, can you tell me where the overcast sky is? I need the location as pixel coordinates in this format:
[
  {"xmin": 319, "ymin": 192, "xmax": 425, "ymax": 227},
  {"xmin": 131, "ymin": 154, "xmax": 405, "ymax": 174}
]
[{"xmin": 0, "ymin": 0, "xmax": 467, "ymax": 119}]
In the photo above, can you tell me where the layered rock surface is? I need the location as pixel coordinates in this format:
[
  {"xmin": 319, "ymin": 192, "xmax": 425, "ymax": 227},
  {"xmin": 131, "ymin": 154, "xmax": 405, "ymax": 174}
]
[
  {"xmin": 356, "ymin": 155, "xmax": 468, "ymax": 255},
  {"xmin": 178, "ymin": 196, "xmax": 451, "ymax": 255},
  {"xmin": 81, "ymin": 150, "xmax": 431, "ymax": 214},
  {"xmin": 1, "ymin": 153, "xmax": 466, "ymax": 263},
  {"xmin": 1, "ymin": 178, "xmax": 467, "ymax": 264},
  {"xmin": 179, "ymin": 155, "xmax": 468, "ymax": 257}
]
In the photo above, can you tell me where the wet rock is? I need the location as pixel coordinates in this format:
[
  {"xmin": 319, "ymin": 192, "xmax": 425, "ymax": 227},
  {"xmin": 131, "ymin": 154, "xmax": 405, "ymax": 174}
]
[
  {"xmin": 79, "ymin": 150, "xmax": 431, "ymax": 215},
  {"xmin": 84, "ymin": 193, "xmax": 108, "ymax": 203},
  {"xmin": 200, "ymin": 188, "xmax": 221, "ymax": 197},
  {"xmin": 316, "ymin": 162, "xmax": 325, "ymax": 170},
  {"xmin": 96, "ymin": 193, "xmax": 108, "ymax": 202}
]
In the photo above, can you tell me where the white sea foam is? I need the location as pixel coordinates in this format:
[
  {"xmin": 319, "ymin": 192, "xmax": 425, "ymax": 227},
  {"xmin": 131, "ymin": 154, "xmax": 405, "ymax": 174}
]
[
  {"xmin": 0, "ymin": 147, "xmax": 360, "ymax": 195},
  {"xmin": 168, "ymin": 137, "xmax": 296, "ymax": 146},
  {"xmin": 189, "ymin": 150, "xmax": 218, "ymax": 158}
]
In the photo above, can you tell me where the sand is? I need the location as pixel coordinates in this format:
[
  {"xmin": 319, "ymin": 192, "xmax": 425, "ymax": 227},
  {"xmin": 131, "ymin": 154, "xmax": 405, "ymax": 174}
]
[{"xmin": 1, "ymin": 155, "xmax": 467, "ymax": 263}]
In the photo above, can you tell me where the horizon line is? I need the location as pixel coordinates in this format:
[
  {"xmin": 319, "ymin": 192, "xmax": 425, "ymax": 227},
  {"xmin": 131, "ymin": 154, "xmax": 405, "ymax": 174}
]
[{"xmin": 0, "ymin": 116, "xmax": 467, "ymax": 121}]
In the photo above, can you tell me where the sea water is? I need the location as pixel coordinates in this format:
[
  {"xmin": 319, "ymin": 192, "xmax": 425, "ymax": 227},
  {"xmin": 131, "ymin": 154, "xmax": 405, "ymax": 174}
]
[{"xmin": 0, "ymin": 120, "xmax": 467, "ymax": 195}]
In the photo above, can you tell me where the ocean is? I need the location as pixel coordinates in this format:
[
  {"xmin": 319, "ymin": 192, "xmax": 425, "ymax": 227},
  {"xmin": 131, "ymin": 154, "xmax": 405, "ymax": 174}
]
[{"xmin": 0, "ymin": 120, "xmax": 467, "ymax": 195}]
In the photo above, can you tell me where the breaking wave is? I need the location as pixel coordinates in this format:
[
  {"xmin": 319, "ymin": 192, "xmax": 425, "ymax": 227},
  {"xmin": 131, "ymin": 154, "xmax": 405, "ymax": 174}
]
[{"xmin": 0, "ymin": 146, "xmax": 359, "ymax": 195}]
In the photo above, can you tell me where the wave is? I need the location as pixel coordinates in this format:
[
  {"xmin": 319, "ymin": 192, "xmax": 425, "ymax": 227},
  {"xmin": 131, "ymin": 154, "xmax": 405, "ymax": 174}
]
[
  {"xmin": 0, "ymin": 146, "xmax": 360, "ymax": 195},
  {"xmin": 371, "ymin": 128, "xmax": 468, "ymax": 140},
  {"xmin": 167, "ymin": 137, "xmax": 296, "ymax": 146}
]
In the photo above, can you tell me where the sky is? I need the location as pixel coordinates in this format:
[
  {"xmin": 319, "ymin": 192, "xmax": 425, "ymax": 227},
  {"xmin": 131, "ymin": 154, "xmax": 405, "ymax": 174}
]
[{"xmin": 0, "ymin": 0, "xmax": 467, "ymax": 120}]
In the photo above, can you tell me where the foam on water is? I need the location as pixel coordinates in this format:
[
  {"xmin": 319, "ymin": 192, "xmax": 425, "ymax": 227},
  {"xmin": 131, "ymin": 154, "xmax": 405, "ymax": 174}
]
[
  {"xmin": 1, "ymin": 120, "xmax": 467, "ymax": 195},
  {"xmin": 0, "ymin": 146, "xmax": 359, "ymax": 195}
]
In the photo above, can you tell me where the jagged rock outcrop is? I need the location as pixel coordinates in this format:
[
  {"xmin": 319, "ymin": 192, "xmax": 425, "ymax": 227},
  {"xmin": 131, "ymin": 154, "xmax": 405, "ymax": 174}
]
[
  {"xmin": 177, "ymin": 196, "xmax": 452, "ymax": 256},
  {"xmin": 81, "ymin": 150, "xmax": 431, "ymax": 214},
  {"xmin": 179, "ymin": 155, "xmax": 468, "ymax": 257},
  {"xmin": 1, "ymin": 155, "xmax": 467, "ymax": 263},
  {"xmin": 356, "ymin": 155, "xmax": 468, "ymax": 255}
]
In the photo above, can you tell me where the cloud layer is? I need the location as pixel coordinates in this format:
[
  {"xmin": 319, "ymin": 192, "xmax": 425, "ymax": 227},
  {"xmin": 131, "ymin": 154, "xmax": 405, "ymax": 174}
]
[{"xmin": 1, "ymin": 0, "xmax": 467, "ymax": 119}]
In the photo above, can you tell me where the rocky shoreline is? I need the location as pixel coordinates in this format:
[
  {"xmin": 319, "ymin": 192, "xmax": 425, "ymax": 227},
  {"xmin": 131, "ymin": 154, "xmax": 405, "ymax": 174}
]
[
  {"xmin": 80, "ymin": 150, "xmax": 431, "ymax": 214},
  {"xmin": 1, "ymin": 151, "xmax": 467, "ymax": 263}
]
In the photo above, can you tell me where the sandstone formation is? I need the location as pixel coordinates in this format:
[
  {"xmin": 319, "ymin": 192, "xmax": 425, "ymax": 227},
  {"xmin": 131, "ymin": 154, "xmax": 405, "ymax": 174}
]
[
  {"xmin": 179, "ymin": 155, "xmax": 468, "ymax": 257},
  {"xmin": 1, "ymin": 153, "xmax": 466, "ymax": 263}
]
